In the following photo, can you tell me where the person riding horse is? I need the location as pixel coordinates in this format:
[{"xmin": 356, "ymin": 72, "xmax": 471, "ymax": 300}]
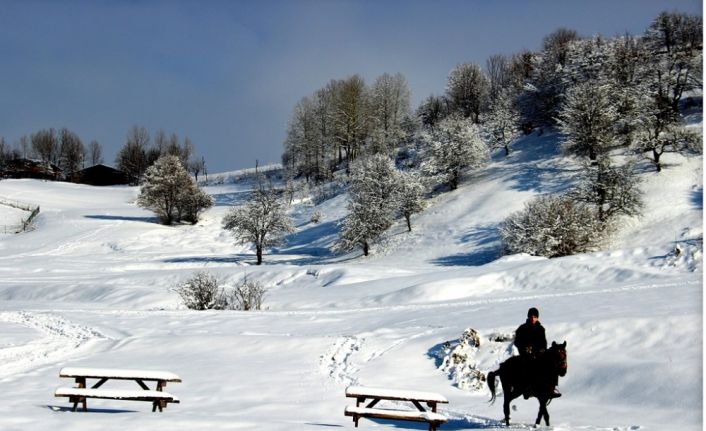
[{"xmin": 514, "ymin": 307, "xmax": 561, "ymax": 399}]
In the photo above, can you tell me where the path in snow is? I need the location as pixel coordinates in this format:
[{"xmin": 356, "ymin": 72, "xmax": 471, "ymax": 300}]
[{"xmin": 0, "ymin": 311, "xmax": 109, "ymax": 379}]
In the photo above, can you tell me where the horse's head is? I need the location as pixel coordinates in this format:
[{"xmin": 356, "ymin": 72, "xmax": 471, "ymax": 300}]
[{"xmin": 550, "ymin": 341, "xmax": 568, "ymax": 377}]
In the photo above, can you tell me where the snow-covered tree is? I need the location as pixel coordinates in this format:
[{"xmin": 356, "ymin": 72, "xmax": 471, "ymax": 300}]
[
  {"xmin": 335, "ymin": 154, "xmax": 401, "ymax": 256},
  {"xmin": 446, "ymin": 63, "xmax": 490, "ymax": 123},
  {"xmin": 500, "ymin": 194, "xmax": 604, "ymax": 258},
  {"xmin": 483, "ymin": 89, "xmax": 521, "ymax": 156},
  {"xmin": 643, "ymin": 11, "xmax": 703, "ymax": 114},
  {"xmin": 176, "ymin": 185, "xmax": 214, "ymax": 225},
  {"xmin": 557, "ymin": 81, "xmax": 618, "ymax": 160},
  {"xmin": 421, "ymin": 115, "xmax": 488, "ymax": 190},
  {"xmin": 138, "ymin": 155, "xmax": 197, "ymax": 225},
  {"xmin": 569, "ymin": 159, "xmax": 643, "ymax": 223},
  {"xmin": 417, "ymin": 94, "xmax": 449, "ymax": 131},
  {"xmin": 397, "ymin": 171, "xmax": 426, "ymax": 232},
  {"xmin": 222, "ymin": 181, "xmax": 295, "ymax": 265}
]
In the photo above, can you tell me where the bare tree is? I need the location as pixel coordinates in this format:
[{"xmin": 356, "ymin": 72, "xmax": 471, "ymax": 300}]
[
  {"xmin": 88, "ymin": 140, "xmax": 103, "ymax": 166},
  {"xmin": 31, "ymin": 128, "xmax": 58, "ymax": 166},
  {"xmin": 116, "ymin": 125, "xmax": 150, "ymax": 184},
  {"xmin": 58, "ymin": 128, "xmax": 85, "ymax": 177},
  {"xmin": 446, "ymin": 63, "xmax": 490, "ymax": 123}
]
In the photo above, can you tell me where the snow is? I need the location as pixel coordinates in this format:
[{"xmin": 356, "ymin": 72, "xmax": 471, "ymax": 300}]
[
  {"xmin": 345, "ymin": 385, "xmax": 448, "ymax": 402},
  {"xmin": 59, "ymin": 367, "xmax": 181, "ymax": 381},
  {"xmin": 0, "ymin": 128, "xmax": 701, "ymax": 430}
]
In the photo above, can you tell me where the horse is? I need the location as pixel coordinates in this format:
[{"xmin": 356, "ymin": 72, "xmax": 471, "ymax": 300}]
[{"xmin": 487, "ymin": 341, "xmax": 568, "ymax": 427}]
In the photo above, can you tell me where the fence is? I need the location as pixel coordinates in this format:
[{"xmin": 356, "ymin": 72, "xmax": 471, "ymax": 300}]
[{"xmin": 0, "ymin": 197, "xmax": 40, "ymax": 234}]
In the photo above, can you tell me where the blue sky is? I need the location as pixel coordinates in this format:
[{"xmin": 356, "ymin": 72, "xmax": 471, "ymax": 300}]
[{"xmin": 0, "ymin": 0, "xmax": 701, "ymax": 173}]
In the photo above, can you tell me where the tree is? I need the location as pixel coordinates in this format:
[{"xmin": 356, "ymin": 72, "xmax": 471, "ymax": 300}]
[
  {"xmin": 569, "ymin": 159, "xmax": 643, "ymax": 223},
  {"xmin": 446, "ymin": 63, "xmax": 490, "ymax": 123},
  {"xmin": 500, "ymin": 194, "xmax": 604, "ymax": 258},
  {"xmin": 557, "ymin": 81, "xmax": 618, "ymax": 160},
  {"xmin": 177, "ymin": 184, "xmax": 213, "ymax": 225},
  {"xmin": 368, "ymin": 73, "xmax": 411, "ymax": 155},
  {"xmin": 417, "ymin": 94, "xmax": 449, "ymax": 131},
  {"xmin": 421, "ymin": 115, "xmax": 488, "ymax": 190},
  {"xmin": 483, "ymin": 89, "xmax": 521, "ymax": 156},
  {"xmin": 137, "ymin": 155, "xmax": 205, "ymax": 225},
  {"xmin": 334, "ymin": 154, "xmax": 401, "ymax": 256},
  {"xmin": 222, "ymin": 180, "xmax": 295, "ymax": 265},
  {"xmin": 397, "ymin": 171, "xmax": 426, "ymax": 232},
  {"xmin": 58, "ymin": 128, "xmax": 85, "ymax": 178},
  {"xmin": 643, "ymin": 11, "xmax": 703, "ymax": 113},
  {"xmin": 116, "ymin": 125, "xmax": 150, "ymax": 185},
  {"xmin": 88, "ymin": 140, "xmax": 103, "ymax": 166},
  {"xmin": 333, "ymin": 75, "xmax": 369, "ymax": 172},
  {"xmin": 486, "ymin": 54, "xmax": 512, "ymax": 102},
  {"xmin": 31, "ymin": 128, "xmax": 58, "ymax": 167}
]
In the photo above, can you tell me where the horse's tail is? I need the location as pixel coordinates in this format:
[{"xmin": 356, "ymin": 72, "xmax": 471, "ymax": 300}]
[{"xmin": 487, "ymin": 369, "xmax": 498, "ymax": 405}]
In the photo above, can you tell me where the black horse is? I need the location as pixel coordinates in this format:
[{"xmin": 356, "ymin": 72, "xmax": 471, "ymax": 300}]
[{"xmin": 487, "ymin": 341, "xmax": 568, "ymax": 427}]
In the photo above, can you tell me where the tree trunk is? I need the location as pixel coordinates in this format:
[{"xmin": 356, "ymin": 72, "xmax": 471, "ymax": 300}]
[
  {"xmin": 362, "ymin": 241, "xmax": 369, "ymax": 256},
  {"xmin": 653, "ymin": 148, "xmax": 662, "ymax": 172},
  {"xmin": 405, "ymin": 214, "xmax": 412, "ymax": 232},
  {"xmin": 256, "ymin": 245, "xmax": 263, "ymax": 265}
]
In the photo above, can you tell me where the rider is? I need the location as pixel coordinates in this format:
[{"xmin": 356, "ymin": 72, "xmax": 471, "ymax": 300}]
[{"xmin": 514, "ymin": 307, "xmax": 561, "ymax": 398}]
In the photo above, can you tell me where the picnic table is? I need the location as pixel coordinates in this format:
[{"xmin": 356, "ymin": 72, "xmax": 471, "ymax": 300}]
[
  {"xmin": 54, "ymin": 367, "xmax": 181, "ymax": 412},
  {"xmin": 344, "ymin": 386, "xmax": 448, "ymax": 431}
]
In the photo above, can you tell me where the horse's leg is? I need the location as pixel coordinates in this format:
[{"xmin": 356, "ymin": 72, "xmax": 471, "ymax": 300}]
[
  {"xmin": 534, "ymin": 398, "xmax": 545, "ymax": 427},
  {"xmin": 534, "ymin": 398, "xmax": 550, "ymax": 427},
  {"xmin": 500, "ymin": 376, "xmax": 511, "ymax": 426},
  {"xmin": 503, "ymin": 396, "xmax": 511, "ymax": 427}
]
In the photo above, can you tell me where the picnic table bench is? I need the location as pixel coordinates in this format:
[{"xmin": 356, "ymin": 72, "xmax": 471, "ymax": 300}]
[
  {"xmin": 345, "ymin": 386, "xmax": 448, "ymax": 431},
  {"xmin": 54, "ymin": 367, "xmax": 181, "ymax": 412}
]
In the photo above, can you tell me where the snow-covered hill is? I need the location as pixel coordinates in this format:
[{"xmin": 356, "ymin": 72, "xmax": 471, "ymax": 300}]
[{"xmin": 0, "ymin": 128, "xmax": 701, "ymax": 430}]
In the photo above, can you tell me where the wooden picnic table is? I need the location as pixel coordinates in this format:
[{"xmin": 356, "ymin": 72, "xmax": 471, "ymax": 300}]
[
  {"xmin": 55, "ymin": 367, "xmax": 181, "ymax": 412},
  {"xmin": 345, "ymin": 386, "xmax": 449, "ymax": 431}
]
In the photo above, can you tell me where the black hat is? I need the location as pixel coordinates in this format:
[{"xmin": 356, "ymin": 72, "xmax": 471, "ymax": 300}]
[{"xmin": 527, "ymin": 307, "xmax": 539, "ymax": 318}]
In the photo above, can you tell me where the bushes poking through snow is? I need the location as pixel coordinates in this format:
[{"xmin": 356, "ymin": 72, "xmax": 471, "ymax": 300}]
[{"xmin": 175, "ymin": 271, "xmax": 268, "ymax": 311}]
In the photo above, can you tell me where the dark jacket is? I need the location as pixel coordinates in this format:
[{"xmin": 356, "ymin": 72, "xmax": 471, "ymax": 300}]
[{"xmin": 514, "ymin": 319, "xmax": 547, "ymax": 357}]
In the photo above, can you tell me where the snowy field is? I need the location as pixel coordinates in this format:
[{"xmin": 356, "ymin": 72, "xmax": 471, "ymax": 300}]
[{"xmin": 0, "ymin": 130, "xmax": 701, "ymax": 431}]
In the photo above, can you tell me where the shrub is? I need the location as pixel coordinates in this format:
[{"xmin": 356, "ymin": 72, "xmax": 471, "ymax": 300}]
[
  {"xmin": 224, "ymin": 277, "xmax": 267, "ymax": 311},
  {"xmin": 310, "ymin": 210, "xmax": 323, "ymax": 224},
  {"xmin": 500, "ymin": 194, "xmax": 605, "ymax": 257},
  {"xmin": 175, "ymin": 271, "xmax": 224, "ymax": 310}
]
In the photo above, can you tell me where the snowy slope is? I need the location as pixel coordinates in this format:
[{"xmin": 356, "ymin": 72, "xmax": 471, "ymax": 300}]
[{"xmin": 0, "ymin": 128, "xmax": 701, "ymax": 430}]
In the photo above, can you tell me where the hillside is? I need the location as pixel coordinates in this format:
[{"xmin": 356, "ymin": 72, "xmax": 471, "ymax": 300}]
[{"xmin": 0, "ymin": 128, "xmax": 701, "ymax": 430}]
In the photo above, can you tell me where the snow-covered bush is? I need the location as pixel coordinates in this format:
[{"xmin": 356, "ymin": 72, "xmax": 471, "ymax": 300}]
[
  {"xmin": 223, "ymin": 277, "xmax": 267, "ymax": 311},
  {"xmin": 500, "ymin": 194, "xmax": 605, "ymax": 257},
  {"xmin": 310, "ymin": 209, "xmax": 323, "ymax": 224},
  {"xmin": 177, "ymin": 185, "xmax": 214, "ymax": 225},
  {"xmin": 175, "ymin": 271, "xmax": 224, "ymax": 310}
]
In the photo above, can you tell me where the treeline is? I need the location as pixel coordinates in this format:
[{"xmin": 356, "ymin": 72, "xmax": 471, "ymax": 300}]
[
  {"xmin": 114, "ymin": 125, "xmax": 207, "ymax": 185},
  {"xmin": 0, "ymin": 125, "xmax": 208, "ymax": 185},
  {"xmin": 281, "ymin": 10, "xmax": 703, "ymax": 258},
  {"xmin": 0, "ymin": 128, "xmax": 104, "ymax": 179}
]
